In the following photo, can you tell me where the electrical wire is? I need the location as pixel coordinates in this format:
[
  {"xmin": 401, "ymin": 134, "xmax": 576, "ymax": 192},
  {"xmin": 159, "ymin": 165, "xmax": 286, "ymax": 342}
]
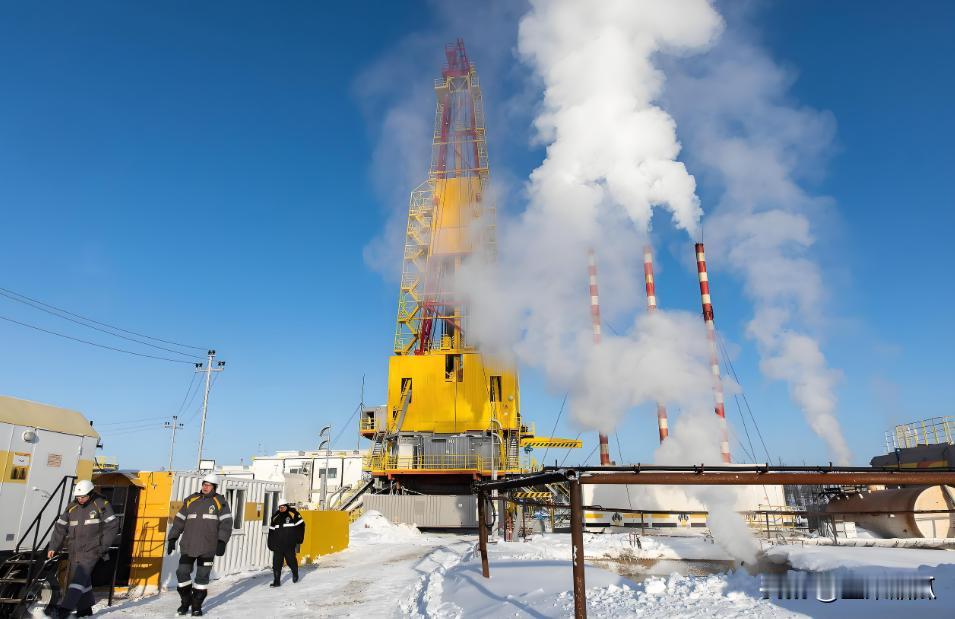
[
  {"xmin": 0, "ymin": 285, "xmax": 206, "ymax": 350},
  {"xmin": 540, "ymin": 393, "xmax": 568, "ymax": 466},
  {"xmin": 0, "ymin": 289, "xmax": 199, "ymax": 358},
  {"xmin": 332, "ymin": 402, "xmax": 363, "ymax": 446},
  {"xmin": 176, "ymin": 373, "xmax": 202, "ymax": 416},
  {"xmin": 0, "ymin": 313, "xmax": 198, "ymax": 363},
  {"xmin": 182, "ymin": 372, "xmax": 220, "ymax": 426},
  {"xmin": 559, "ymin": 431, "xmax": 584, "ymax": 467},
  {"xmin": 614, "ymin": 432, "xmax": 634, "ymax": 509},
  {"xmin": 716, "ymin": 333, "xmax": 772, "ymax": 463},
  {"xmin": 95, "ymin": 415, "xmax": 171, "ymax": 426},
  {"xmin": 98, "ymin": 423, "xmax": 164, "ymax": 436}
]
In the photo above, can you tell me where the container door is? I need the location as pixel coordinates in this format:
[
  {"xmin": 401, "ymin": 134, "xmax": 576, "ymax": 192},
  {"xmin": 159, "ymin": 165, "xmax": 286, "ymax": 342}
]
[
  {"xmin": 15, "ymin": 429, "xmax": 78, "ymax": 551},
  {"xmin": 1, "ymin": 425, "xmax": 29, "ymax": 552}
]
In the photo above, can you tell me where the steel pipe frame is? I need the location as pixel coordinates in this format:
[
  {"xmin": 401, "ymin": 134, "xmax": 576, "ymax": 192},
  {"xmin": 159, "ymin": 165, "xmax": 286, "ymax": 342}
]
[
  {"xmin": 475, "ymin": 465, "xmax": 955, "ymax": 619},
  {"xmin": 582, "ymin": 471, "xmax": 955, "ymax": 485},
  {"xmin": 568, "ymin": 478, "xmax": 587, "ymax": 619},
  {"xmin": 543, "ymin": 464, "xmax": 955, "ymax": 473}
]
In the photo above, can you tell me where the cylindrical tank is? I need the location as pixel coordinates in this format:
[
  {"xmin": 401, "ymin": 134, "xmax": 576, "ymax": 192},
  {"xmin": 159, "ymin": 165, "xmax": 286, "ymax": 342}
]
[{"xmin": 825, "ymin": 485, "xmax": 955, "ymax": 538}]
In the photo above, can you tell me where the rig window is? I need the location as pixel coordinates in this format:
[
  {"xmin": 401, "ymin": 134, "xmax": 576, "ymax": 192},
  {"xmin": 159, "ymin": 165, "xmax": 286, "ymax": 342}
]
[
  {"xmin": 489, "ymin": 376, "xmax": 502, "ymax": 402},
  {"xmin": 445, "ymin": 354, "xmax": 463, "ymax": 382}
]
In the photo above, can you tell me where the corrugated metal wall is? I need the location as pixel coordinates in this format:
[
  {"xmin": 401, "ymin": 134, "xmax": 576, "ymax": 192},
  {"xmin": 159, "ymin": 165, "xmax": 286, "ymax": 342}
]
[
  {"xmin": 160, "ymin": 472, "xmax": 283, "ymax": 589},
  {"xmin": 365, "ymin": 494, "xmax": 477, "ymax": 528}
]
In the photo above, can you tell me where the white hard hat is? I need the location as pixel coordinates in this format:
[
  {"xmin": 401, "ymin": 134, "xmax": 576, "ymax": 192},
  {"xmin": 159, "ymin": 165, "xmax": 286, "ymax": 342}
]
[
  {"xmin": 201, "ymin": 473, "xmax": 220, "ymax": 486},
  {"xmin": 73, "ymin": 480, "xmax": 95, "ymax": 498},
  {"xmin": 277, "ymin": 496, "xmax": 288, "ymax": 506}
]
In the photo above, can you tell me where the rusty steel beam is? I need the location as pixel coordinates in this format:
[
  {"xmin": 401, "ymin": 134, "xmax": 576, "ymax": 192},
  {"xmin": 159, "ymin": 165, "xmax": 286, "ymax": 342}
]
[
  {"xmin": 569, "ymin": 478, "xmax": 587, "ymax": 619},
  {"xmin": 582, "ymin": 471, "xmax": 955, "ymax": 486}
]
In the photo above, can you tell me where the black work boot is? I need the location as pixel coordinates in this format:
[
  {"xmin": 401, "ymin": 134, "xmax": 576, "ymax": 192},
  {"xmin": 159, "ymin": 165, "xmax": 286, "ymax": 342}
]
[
  {"xmin": 177, "ymin": 585, "xmax": 193, "ymax": 615},
  {"xmin": 269, "ymin": 571, "xmax": 281, "ymax": 587},
  {"xmin": 53, "ymin": 607, "xmax": 72, "ymax": 619},
  {"xmin": 190, "ymin": 589, "xmax": 207, "ymax": 616},
  {"xmin": 76, "ymin": 607, "xmax": 94, "ymax": 617},
  {"xmin": 292, "ymin": 570, "xmax": 299, "ymax": 583}
]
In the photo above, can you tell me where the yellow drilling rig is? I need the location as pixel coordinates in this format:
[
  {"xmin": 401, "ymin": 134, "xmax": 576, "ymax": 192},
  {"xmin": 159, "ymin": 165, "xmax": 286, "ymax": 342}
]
[{"xmin": 358, "ymin": 41, "xmax": 578, "ymax": 521}]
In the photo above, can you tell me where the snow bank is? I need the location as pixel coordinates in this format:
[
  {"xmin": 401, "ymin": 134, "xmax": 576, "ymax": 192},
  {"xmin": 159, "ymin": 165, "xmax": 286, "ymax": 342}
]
[
  {"xmin": 768, "ymin": 544, "xmax": 955, "ymax": 571},
  {"xmin": 435, "ymin": 558, "xmax": 635, "ymax": 618},
  {"xmin": 494, "ymin": 531, "xmax": 736, "ymax": 563},
  {"xmin": 350, "ymin": 509, "xmax": 424, "ymax": 544}
]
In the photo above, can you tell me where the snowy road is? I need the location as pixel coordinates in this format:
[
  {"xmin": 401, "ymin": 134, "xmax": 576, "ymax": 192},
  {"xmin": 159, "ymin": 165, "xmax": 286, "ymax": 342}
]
[
  {"xmin": 94, "ymin": 517, "xmax": 472, "ymax": 618},
  {"xmin": 92, "ymin": 514, "xmax": 955, "ymax": 618}
]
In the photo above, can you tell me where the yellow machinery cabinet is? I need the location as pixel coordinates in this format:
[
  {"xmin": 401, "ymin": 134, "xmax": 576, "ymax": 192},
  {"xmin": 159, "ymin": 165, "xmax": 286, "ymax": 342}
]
[
  {"xmin": 387, "ymin": 352, "xmax": 519, "ymax": 434},
  {"xmin": 297, "ymin": 510, "xmax": 350, "ymax": 565}
]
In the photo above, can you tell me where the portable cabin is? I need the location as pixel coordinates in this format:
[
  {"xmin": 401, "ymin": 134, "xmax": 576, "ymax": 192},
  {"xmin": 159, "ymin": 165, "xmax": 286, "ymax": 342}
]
[{"xmin": 0, "ymin": 396, "xmax": 99, "ymax": 556}]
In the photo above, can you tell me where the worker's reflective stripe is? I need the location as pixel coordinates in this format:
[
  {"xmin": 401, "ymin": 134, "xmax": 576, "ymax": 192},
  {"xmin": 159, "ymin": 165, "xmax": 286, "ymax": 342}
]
[
  {"xmin": 84, "ymin": 519, "xmax": 101, "ymax": 525},
  {"xmin": 56, "ymin": 519, "xmax": 68, "ymax": 526},
  {"xmin": 176, "ymin": 513, "xmax": 187, "ymax": 520},
  {"xmin": 201, "ymin": 560, "xmax": 214, "ymax": 567},
  {"xmin": 187, "ymin": 514, "xmax": 198, "ymax": 519},
  {"xmin": 218, "ymin": 514, "xmax": 232, "ymax": 521},
  {"xmin": 68, "ymin": 584, "xmax": 92, "ymax": 593},
  {"xmin": 201, "ymin": 514, "xmax": 218, "ymax": 520},
  {"xmin": 283, "ymin": 520, "xmax": 303, "ymax": 527},
  {"xmin": 104, "ymin": 514, "xmax": 116, "ymax": 523},
  {"xmin": 69, "ymin": 521, "xmax": 79, "ymax": 527},
  {"xmin": 177, "ymin": 580, "xmax": 192, "ymax": 588},
  {"xmin": 268, "ymin": 525, "xmax": 279, "ymax": 530},
  {"xmin": 193, "ymin": 583, "xmax": 208, "ymax": 590}
]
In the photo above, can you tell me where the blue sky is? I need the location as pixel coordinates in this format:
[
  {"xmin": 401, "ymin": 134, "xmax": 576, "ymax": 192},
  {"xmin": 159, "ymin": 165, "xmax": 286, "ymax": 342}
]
[{"xmin": 0, "ymin": 1, "xmax": 952, "ymax": 470}]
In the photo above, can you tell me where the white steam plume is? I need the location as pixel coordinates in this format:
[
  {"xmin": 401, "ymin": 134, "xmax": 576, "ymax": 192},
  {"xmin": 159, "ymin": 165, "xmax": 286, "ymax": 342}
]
[
  {"xmin": 517, "ymin": 0, "xmax": 722, "ymax": 239},
  {"xmin": 462, "ymin": 0, "xmax": 726, "ymax": 437},
  {"xmin": 462, "ymin": 0, "xmax": 770, "ymax": 563},
  {"xmin": 665, "ymin": 6, "xmax": 851, "ymax": 464}
]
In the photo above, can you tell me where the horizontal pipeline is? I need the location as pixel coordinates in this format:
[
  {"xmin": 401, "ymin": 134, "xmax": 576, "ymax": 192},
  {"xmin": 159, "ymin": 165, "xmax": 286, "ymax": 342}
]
[
  {"xmin": 582, "ymin": 471, "xmax": 955, "ymax": 486},
  {"xmin": 543, "ymin": 464, "xmax": 955, "ymax": 474}
]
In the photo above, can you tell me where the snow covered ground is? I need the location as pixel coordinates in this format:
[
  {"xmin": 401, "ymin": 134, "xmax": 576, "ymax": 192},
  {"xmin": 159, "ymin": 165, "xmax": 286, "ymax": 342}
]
[{"xmin": 92, "ymin": 513, "xmax": 955, "ymax": 618}]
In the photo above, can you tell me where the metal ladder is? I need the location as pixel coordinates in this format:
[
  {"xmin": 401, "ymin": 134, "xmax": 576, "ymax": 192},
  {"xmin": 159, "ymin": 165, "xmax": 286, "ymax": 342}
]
[{"xmin": 0, "ymin": 475, "xmax": 76, "ymax": 618}]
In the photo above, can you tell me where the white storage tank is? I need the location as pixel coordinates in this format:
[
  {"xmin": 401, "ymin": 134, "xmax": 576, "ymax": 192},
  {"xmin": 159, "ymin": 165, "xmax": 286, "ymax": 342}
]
[
  {"xmin": 825, "ymin": 485, "xmax": 955, "ymax": 538},
  {"xmin": 0, "ymin": 395, "xmax": 99, "ymax": 554}
]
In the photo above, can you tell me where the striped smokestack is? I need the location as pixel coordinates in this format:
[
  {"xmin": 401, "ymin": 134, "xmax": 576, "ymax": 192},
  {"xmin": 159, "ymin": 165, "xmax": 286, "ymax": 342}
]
[
  {"xmin": 588, "ymin": 249, "xmax": 612, "ymax": 466},
  {"xmin": 643, "ymin": 246, "xmax": 669, "ymax": 443},
  {"xmin": 695, "ymin": 242, "xmax": 731, "ymax": 463}
]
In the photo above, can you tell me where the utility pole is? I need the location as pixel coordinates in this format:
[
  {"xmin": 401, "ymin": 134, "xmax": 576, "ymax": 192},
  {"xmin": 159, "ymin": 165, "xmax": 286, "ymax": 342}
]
[
  {"xmin": 164, "ymin": 415, "xmax": 184, "ymax": 471},
  {"xmin": 319, "ymin": 425, "xmax": 331, "ymax": 510},
  {"xmin": 196, "ymin": 349, "xmax": 226, "ymax": 470}
]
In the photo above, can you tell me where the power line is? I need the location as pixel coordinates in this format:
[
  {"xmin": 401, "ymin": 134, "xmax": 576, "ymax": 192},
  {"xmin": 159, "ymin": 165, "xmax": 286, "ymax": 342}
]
[
  {"xmin": 183, "ymin": 372, "xmax": 220, "ymax": 426},
  {"xmin": 540, "ymin": 393, "xmax": 568, "ymax": 466},
  {"xmin": 332, "ymin": 403, "xmax": 363, "ymax": 447},
  {"xmin": 0, "ymin": 289, "xmax": 199, "ymax": 358},
  {"xmin": 614, "ymin": 432, "xmax": 634, "ymax": 509},
  {"xmin": 95, "ymin": 415, "xmax": 171, "ymax": 426},
  {"xmin": 716, "ymin": 333, "xmax": 772, "ymax": 463},
  {"xmin": 0, "ymin": 285, "xmax": 206, "ymax": 350},
  {"xmin": 176, "ymin": 373, "xmax": 201, "ymax": 416},
  {"xmin": 98, "ymin": 424, "xmax": 163, "ymax": 436},
  {"xmin": 559, "ymin": 431, "xmax": 584, "ymax": 467},
  {"xmin": 0, "ymin": 313, "xmax": 197, "ymax": 364}
]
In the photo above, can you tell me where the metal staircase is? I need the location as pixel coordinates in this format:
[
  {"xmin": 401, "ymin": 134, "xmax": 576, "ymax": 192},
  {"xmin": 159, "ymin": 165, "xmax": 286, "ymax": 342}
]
[{"xmin": 0, "ymin": 475, "xmax": 75, "ymax": 618}]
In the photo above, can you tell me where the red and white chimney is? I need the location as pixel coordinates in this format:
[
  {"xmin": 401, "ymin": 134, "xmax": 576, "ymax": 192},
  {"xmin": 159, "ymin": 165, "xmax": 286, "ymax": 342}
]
[{"xmin": 695, "ymin": 242, "xmax": 731, "ymax": 463}]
